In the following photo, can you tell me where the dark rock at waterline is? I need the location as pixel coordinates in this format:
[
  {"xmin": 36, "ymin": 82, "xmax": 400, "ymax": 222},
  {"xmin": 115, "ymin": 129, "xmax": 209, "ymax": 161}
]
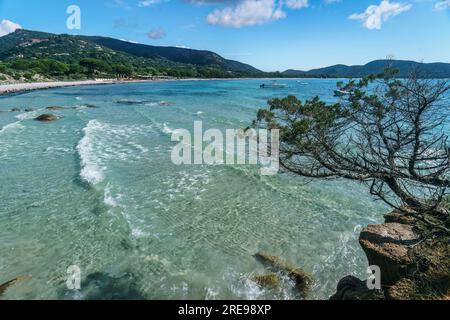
[
  {"xmin": 10, "ymin": 108, "xmax": 21, "ymax": 112},
  {"xmin": 59, "ymin": 272, "xmax": 145, "ymax": 300},
  {"xmin": 34, "ymin": 114, "xmax": 58, "ymax": 122},
  {"xmin": 86, "ymin": 104, "xmax": 99, "ymax": 108},
  {"xmin": 25, "ymin": 108, "xmax": 35, "ymax": 112},
  {"xmin": 254, "ymin": 251, "xmax": 313, "ymax": 297},
  {"xmin": 0, "ymin": 275, "xmax": 32, "ymax": 297},
  {"xmin": 330, "ymin": 275, "xmax": 385, "ymax": 300},
  {"xmin": 46, "ymin": 106, "xmax": 64, "ymax": 110},
  {"xmin": 114, "ymin": 99, "xmax": 144, "ymax": 105}
]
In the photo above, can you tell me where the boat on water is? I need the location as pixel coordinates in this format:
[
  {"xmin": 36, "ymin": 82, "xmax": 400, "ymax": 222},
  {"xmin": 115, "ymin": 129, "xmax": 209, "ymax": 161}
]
[
  {"xmin": 260, "ymin": 81, "xmax": 287, "ymax": 88},
  {"xmin": 334, "ymin": 89, "xmax": 351, "ymax": 97}
]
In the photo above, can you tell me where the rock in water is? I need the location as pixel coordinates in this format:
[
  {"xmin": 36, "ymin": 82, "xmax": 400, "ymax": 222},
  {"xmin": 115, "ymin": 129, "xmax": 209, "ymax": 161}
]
[
  {"xmin": 46, "ymin": 106, "xmax": 64, "ymax": 110},
  {"xmin": 330, "ymin": 275, "xmax": 385, "ymax": 300},
  {"xmin": 10, "ymin": 108, "xmax": 21, "ymax": 112},
  {"xmin": 0, "ymin": 275, "xmax": 32, "ymax": 297},
  {"xmin": 34, "ymin": 114, "xmax": 58, "ymax": 122},
  {"xmin": 252, "ymin": 274, "xmax": 280, "ymax": 289},
  {"xmin": 359, "ymin": 222, "xmax": 421, "ymax": 286},
  {"xmin": 254, "ymin": 252, "xmax": 313, "ymax": 297}
]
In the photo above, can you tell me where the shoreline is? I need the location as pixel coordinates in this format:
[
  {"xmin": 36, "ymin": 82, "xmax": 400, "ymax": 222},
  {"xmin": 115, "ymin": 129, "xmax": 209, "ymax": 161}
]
[
  {"xmin": 0, "ymin": 79, "xmax": 164, "ymax": 96},
  {"xmin": 0, "ymin": 77, "xmax": 317, "ymax": 97}
]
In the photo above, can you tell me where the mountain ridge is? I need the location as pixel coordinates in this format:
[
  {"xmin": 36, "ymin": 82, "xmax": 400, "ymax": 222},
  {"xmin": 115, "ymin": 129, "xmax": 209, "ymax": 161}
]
[
  {"xmin": 284, "ymin": 60, "xmax": 450, "ymax": 78},
  {"xmin": 0, "ymin": 29, "xmax": 449, "ymax": 80},
  {"xmin": 0, "ymin": 29, "xmax": 263, "ymax": 79}
]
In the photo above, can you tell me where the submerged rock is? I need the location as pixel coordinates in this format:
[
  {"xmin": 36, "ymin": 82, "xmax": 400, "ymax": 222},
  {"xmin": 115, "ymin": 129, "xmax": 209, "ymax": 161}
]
[
  {"xmin": 114, "ymin": 99, "xmax": 144, "ymax": 105},
  {"xmin": 330, "ymin": 275, "xmax": 385, "ymax": 300},
  {"xmin": 252, "ymin": 273, "xmax": 280, "ymax": 289},
  {"xmin": 85, "ymin": 104, "xmax": 99, "ymax": 108},
  {"xmin": 66, "ymin": 272, "xmax": 145, "ymax": 300},
  {"xmin": 254, "ymin": 251, "xmax": 313, "ymax": 297},
  {"xmin": 0, "ymin": 275, "xmax": 32, "ymax": 297},
  {"xmin": 10, "ymin": 108, "xmax": 21, "ymax": 112},
  {"xmin": 35, "ymin": 114, "xmax": 58, "ymax": 122},
  {"xmin": 25, "ymin": 108, "xmax": 35, "ymax": 112},
  {"xmin": 46, "ymin": 106, "xmax": 64, "ymax": 110}
]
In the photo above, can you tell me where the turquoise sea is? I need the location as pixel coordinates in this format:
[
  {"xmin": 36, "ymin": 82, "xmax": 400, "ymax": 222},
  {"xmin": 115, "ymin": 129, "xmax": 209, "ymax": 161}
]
[{"xmin": 0, "ymin": 79, "xmax": 387, "ymax": 300}]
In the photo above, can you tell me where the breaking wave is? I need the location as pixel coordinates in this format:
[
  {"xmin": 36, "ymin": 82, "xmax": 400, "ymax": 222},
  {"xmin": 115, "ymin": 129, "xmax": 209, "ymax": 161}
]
[{"xmin": 77, "ymin": 120, "xmax": 106, "ymax": 185}]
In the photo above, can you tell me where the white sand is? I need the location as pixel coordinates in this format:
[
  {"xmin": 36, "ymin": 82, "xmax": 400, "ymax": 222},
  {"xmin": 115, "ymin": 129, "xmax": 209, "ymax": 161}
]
[{"xmin": 0, "ymin": 80, "xmax": 118, "ymax": 95}]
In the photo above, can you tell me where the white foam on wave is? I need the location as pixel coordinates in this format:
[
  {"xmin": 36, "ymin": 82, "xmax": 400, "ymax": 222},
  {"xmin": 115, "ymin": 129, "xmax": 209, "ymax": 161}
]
[
  {"xmin": 0, "ymin": 121, "xmax": 23, "ymax": 135},
  {"xmin": 77, "ymin": 120, "xmax": 106, "ymax": 185},
  {"xmin": 15, "ymin": 107, "xmax": 48, "ymax": 121},
  {"xmin": 129, "ymin": 141, "xmax": 149, "ymax": 153},
  {"xmin": 104, "ymin": 183, "xmax": 120, "ymax": 207},
  {"xmin": 103, "ymin": 183, "xmax": 151, "ymax": 239},
  {"xmin": 76, "ymin": 119, "xmax": 153, "ymax": 185},
  {"xmin": 45, "ymin": 146, "xmax": 73, "ymax": 154},
  {"xmin": 162, "ymin": 123, "xmax": 174, "ymax": 135}
]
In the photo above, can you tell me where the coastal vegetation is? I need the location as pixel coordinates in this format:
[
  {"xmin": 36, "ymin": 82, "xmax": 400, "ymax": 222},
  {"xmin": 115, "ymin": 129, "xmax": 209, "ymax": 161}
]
[
  {"xmin": 255, "ymin": 70, "xmax": 450, "ymax": 233},
  {"xmin": 255, "ymin": 70, "xmax": 450, "ymax": 299},
  {"xmin": 2, "ymin": 29, "xmax": 450, "ymax": 83},
  {"xmin": 0, "ymin": 29, "xmax": 266, "ymax": 81}
]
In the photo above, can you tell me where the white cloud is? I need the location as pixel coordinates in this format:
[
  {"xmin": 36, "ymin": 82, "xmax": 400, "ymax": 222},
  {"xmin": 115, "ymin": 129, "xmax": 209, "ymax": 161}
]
[
  {"xmin": 147, "ymin": 28, "xmax": 166, "ymax": 39},
  {"xmin": 187, "ymin": 0, "xmax": 233, "ymax": 4},
  {"xmin": 434, "ymin": 0, "xmax": 450, "ymax": 11},
  {"xmin": 138, "ymin": 0, "xmax": 169, "ymax": 6},
  {"xmin": 285, "ymin": 0, "xmax": 309, "ymax": 9},
  {"xmin": 349, "ymin": 1, "xmax": 412, "ymax": 30},
  {"xmin": 0, "ymin": 19, "xmax": 22, "ymax": 37},
  {"xmin": 207, "ymin": 0, "xmax": 310, "ymax": 28}
]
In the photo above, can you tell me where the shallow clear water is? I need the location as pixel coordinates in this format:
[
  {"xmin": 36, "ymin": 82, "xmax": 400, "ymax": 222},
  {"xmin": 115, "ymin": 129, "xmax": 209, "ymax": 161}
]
[{"xmin": 0, "ymin": 79, "xmax": 386, "ymax": 300}]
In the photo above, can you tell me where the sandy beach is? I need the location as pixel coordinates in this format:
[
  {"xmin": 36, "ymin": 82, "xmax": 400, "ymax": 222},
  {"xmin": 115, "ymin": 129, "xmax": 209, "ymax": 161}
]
[
  {"xmin": 0, "ymin": 80, "xmax": 121, "ymax": 96},
  {"xmin": 0, "ymin": 78, "xmax": 266, "ymax": 96}
]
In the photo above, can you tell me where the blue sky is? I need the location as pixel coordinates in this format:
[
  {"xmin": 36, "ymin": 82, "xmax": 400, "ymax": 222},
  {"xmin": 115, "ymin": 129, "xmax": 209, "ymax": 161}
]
[{"xmin": 0, "ymin": 0, "xmax": 449, "ymax": 71}]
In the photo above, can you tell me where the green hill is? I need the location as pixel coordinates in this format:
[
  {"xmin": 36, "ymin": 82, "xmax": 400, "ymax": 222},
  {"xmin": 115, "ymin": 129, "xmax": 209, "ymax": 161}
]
[
  {"xmin": 0, "ymin": 29, "xmax": 263, "ymax": 81},
  {"xmin": 1, "ymin": 29, "xmax": 448, "ymax": 82}
]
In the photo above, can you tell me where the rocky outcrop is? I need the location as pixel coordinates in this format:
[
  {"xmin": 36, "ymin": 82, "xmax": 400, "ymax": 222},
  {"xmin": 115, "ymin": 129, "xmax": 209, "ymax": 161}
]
[
  {"xmin": 254, "ymin": 251, "xmax": 313, "ymax": 297},
  {"xmin": 34, "ymin": 114, "xmax": 58, "ymax": 122},
  {"xmin": 46, "ymin": 106, "xmax": 64, "ymax": 110},
  {"xmin": 359, "ymin": 222, "xmax": 421, "ymax": 285},
  {"xmin": 331, "ymin": 209, "xmax": 450, "ymax": 300}
]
